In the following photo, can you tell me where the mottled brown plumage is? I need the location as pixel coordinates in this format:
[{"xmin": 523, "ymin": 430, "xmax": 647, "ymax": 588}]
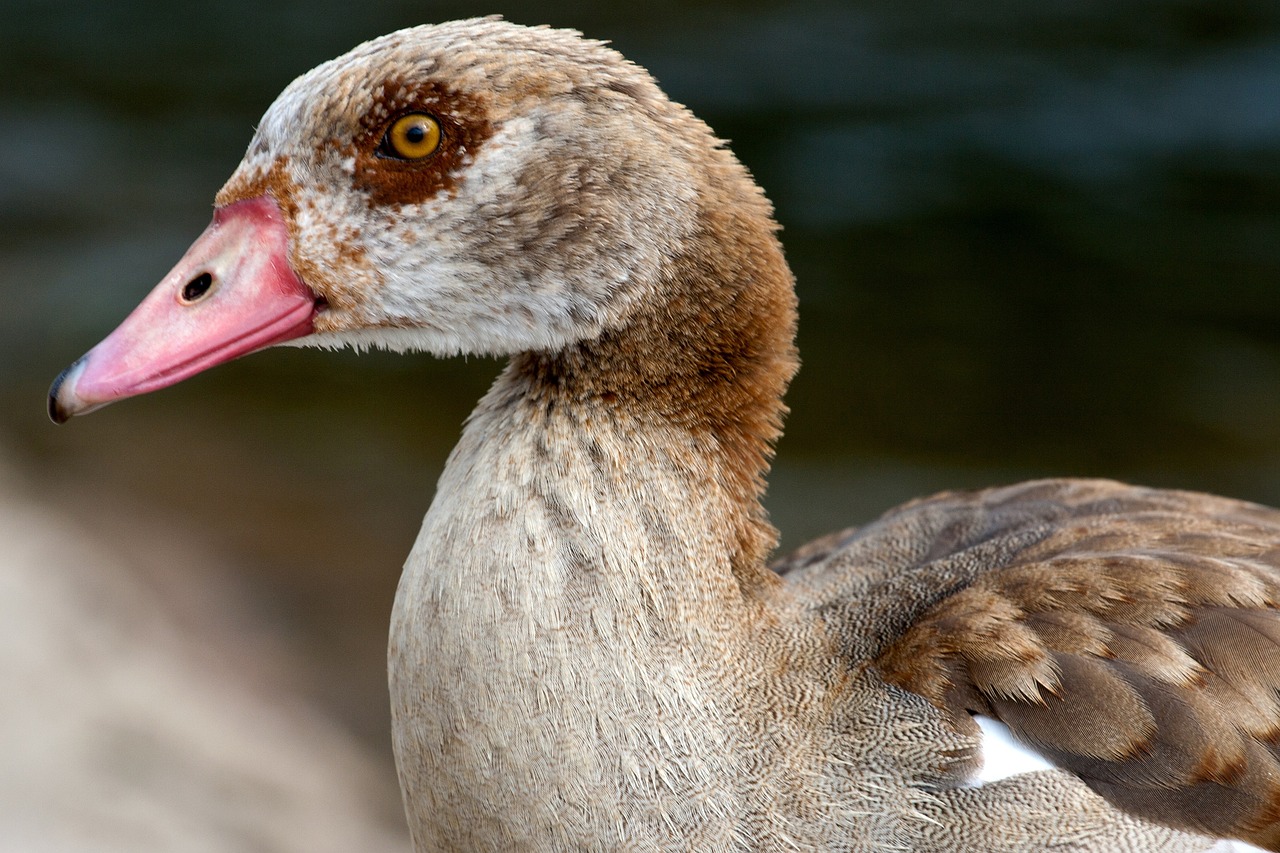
[
  {"xmin": 51, "ymin": 18, "xmax": 1279, "ymax": 852},
  {"xmin": 788, "ymin": 479, "xmax": 1280, "ymax": 848}
]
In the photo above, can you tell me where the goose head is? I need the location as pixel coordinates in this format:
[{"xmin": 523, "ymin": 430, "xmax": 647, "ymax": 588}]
[{"xmin": 50, "ymin": 18, "xmax": 793, "ymax": 423}]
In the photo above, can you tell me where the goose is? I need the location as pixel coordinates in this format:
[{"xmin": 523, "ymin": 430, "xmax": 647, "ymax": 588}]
[{"xmin": 48, "ymin": 18, "xmax": 1280, "ymax": 852}]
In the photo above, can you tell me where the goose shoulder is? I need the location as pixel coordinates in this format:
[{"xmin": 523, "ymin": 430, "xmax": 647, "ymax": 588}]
[{"xmin": 781, "ymin": 477, "xmax": 1280, "ymax": 849}]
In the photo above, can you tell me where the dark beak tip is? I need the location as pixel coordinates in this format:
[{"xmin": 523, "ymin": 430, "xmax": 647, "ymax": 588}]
[{"xmin": 48, "ymin": 361, "xmax": 76, "ymax": 425}]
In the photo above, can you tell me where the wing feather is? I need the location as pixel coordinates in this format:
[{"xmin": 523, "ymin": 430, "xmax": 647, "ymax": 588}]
[{"xmin": 785, "ymin": 478, "xmax": 1280, "ymax": 848}]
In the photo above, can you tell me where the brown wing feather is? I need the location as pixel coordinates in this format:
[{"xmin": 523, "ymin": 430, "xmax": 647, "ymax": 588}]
[{"xmin": 791, "ymin": 478, "xmax": 1280, "ymax": 849}]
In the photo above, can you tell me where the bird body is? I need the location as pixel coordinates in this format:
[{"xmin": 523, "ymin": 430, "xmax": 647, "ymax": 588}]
[{"xmin": 50, "ymin": 19, "xmax": 1280, "ymax": 852}]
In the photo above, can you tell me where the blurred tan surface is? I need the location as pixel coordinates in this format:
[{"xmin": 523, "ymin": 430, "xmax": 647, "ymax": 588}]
[{"xmin": 0, "ymin": 446, "xmax": 408, "ymax": 851}]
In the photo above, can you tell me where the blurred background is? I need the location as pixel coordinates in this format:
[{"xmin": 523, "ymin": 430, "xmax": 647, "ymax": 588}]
[{"xmin": 3, "ymin": 0, "xmax": 1280, "ymax": 849}]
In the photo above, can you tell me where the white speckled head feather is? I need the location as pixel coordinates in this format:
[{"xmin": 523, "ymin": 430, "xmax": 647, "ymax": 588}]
[{"xmin": 217, "ymin": 18, "xmax": 721, "ymax": 357}]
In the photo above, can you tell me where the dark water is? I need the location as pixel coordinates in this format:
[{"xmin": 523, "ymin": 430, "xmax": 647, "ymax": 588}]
[{"xmin": 3, "ymin": 0, "xmax": 1280, "ymax": 745}]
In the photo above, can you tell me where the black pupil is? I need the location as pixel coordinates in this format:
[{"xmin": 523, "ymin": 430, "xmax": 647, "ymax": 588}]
[
  {"xmin": 405, "ymin": 123, "xmax": 426, "ymax": 144},
  {"xmin": 183, "ymin": 272, "xmax": 212, "ymax": 302}
]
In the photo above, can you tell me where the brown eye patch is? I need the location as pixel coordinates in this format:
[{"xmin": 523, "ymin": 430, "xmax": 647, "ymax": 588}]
[{"xmin": 352, "ymin": 78, "xmax": 493, "ymax": 207}]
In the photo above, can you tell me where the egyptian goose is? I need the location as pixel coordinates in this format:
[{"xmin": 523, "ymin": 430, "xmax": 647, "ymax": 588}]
[{"xmin": 49, "ymin": 18, "xmax": 1280, "ymax": 852}]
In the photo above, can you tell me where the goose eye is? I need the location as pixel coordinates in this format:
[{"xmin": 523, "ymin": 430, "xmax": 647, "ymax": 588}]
[{"xmin": 382, "ymin": 113, "xmax": 442, "ymax": 160}]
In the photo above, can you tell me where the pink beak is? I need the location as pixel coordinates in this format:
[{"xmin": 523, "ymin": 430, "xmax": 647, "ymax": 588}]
[{"xmin": 49, "ymin": 196, "xmax": 323, "ymax": 423}]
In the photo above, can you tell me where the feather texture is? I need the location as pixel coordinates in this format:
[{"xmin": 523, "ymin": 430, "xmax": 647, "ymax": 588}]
[
  {"xmin": 786, "ymin": 479, "xmax": 1280, "ymax": 848},
  {"xmin": 55, "ymin": 19, "xmax": 1280, "ymax": 852}
]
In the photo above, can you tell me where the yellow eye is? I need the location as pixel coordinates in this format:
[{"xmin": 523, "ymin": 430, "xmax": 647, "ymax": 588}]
[{"xmin": 382, "ymin": 113, "xmax": 442, "ymax": 160}]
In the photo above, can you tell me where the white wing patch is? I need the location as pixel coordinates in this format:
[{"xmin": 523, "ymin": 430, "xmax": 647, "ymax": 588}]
[
  {"xmin": 970, "ymin": 716, "xmax": 1269, "ymax": 851},
  {"xmin": 970, "ymin": 715, "xmax": 1057, "ymax": 784}
]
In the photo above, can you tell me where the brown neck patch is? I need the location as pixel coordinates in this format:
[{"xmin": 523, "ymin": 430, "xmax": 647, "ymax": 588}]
[
  {"xmin": 515, "ymin": 178, "xmax": 798, "ymax": 598},
  {"xmin": 350, "ymin": 78, "xmax": 494, "ymax": 207}
]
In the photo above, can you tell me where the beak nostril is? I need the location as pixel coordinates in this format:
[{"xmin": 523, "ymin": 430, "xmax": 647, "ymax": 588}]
[{"xmin": 181, "ymin": 272, "xmax": 214, "ymax": 303}]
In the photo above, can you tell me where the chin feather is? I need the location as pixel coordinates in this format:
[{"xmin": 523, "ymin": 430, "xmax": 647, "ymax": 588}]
[
  {"xmin": 285, "ymin": 323, "xmax": 592, "ymax": 358},
  {"xmin": 286, "ymin": 328, "xmax": 450, "ymax": 355}
]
